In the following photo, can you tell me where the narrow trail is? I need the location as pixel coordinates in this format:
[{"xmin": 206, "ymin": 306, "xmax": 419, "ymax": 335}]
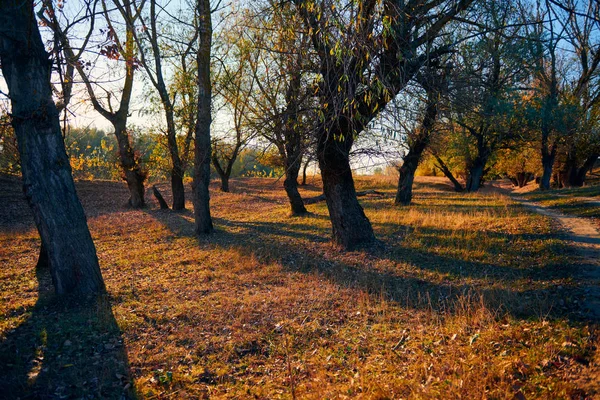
[
  {"xmin": 512, "ymin": 195, "xmax": 600, "ymax": 320},
  {"xmin": 484, "ymin": 180, "xmax": 600, "ymax": 319}
]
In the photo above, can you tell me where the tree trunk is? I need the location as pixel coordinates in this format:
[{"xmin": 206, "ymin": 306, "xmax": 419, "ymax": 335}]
[
  {"xmin": 219, "ymin": 174, "xmax": 230, "ymax": 192},
  {"xmin": 193, "ymin": 0, "xmax": 214, "ymax": 234},
  {"xmin": 171, "ymin": 165, "xmax": 186, "ymax": 210},
  {"xmin": 433, "ymin": 155, "xmax": 464, "ymax": 192},
  {"xmin": 317, "ymin": 131, "xmax": 375, "ymax": 249},
  {"xmin": 36, "ymin": 241, "xmax": 49, "ymax": 269},
  {"xmin": 540, "ymin": 151, "xmax": 556, "ymax": 190},
  {"xmin": 113, "ymin": 121, "xmax": 146, "ymax": 207},
  {"xmin": 212, "ymin": 156, "xmax": 231, "ymax": 192},
  {"xmin": 466, "ymin": 160, "xmax": 486, "ymax": 192},
  {"xmin": 284, "ymin": 152, "xmax": 307, "ymax": 215},
  {"xmin": 569, "ymin": 153, "xmax": 598, "ymax": 187},
  {"xmin": 395, "ymin": 152, "xmax": 420, "ymax": 205},
  {"xmin": 301, "ymin": 157, "xmax": 310, "ymax": 186},
  {"xmin": 0, "ymin": 0, "xmax": 105, "ymax": 295},
  {"xmin": 394, "ymin": 90, "xmax": 438, "ymax": 205},
  {"xmin": 152, "ymin": 185, "xmax": 170, "ymax": 209}
]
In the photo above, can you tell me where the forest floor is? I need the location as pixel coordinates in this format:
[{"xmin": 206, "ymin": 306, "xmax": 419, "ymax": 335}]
[{"xmin": 1, "ymin": 175, "xmax": 599, "ymax": 399}]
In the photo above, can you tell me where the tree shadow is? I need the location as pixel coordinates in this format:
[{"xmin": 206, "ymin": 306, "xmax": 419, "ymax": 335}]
[
  {"xmin": 146, "ymin": 209, "xmax": 589, "ymax": 323},
  {"xmin": 0, "ymin": 266, "xmax": 135, "ymax": 399},
  {"xmin": 0, "ymin": 175, "xmax": 150, "ymax": 232}
]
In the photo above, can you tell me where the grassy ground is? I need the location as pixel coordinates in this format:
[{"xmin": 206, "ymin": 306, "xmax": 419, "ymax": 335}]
[
  {"xmin": 0, "ymin": 175, "xmax": 598, "ymax": 399},
  {"xmin": 520, "ymin": 184, "xmax": 600, "ymax": 223}
]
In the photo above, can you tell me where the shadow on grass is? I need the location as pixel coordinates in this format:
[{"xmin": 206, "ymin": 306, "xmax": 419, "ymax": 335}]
[
  {"xmin": 0, "ymin": 266, "xmax": 135, "ymax": 399},
  {"xmin": 145, "ymin": 209, "xmax": 588, "ymax": 322}
]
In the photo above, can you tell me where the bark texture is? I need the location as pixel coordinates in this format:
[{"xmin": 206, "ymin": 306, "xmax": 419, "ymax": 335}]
[
  {"xmin": 433, "ymin": 154, "xmax": 465, "ymax": 192},
  {"xmin": 193, "ymin": 0, "xmax": 214, "ymax": 234},
  {"xmin": 395, "ymin": 73, "xmax": 442, "ymax": 205},
  {"xmin": 0, "ymin": 0, "xmax": 105, "ymax": 295},
  {"xmin": 317, "ymin": 131, "xmax": 374, "ymax": 249}
]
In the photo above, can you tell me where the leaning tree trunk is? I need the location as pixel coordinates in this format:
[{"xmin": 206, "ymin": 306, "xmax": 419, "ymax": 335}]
[
  {"xmin": 283, "ymin": 149, "xmax": 307, "ymax": 215},
  {"xmin": 317, "ymin": 129, "xmax": 375, "ymax": 249},
  {"xmin": 113, "ymin": 120, "xmax": 146, "ymax": 208},
  {"xmin": 193, "ymin": 0, "xmax": 214, "ymax": 234},
  {"xmin": 433, "ymin": 155, "xmax": 464, "ymax": 192},
  {"xmin": 0, "ymin": 0, "xmax": 105, "ymax": 295}
]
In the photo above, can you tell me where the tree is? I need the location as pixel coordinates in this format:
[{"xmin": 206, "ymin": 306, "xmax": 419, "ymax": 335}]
[
  {"xmin": 244, "ymin": 2, "xmax": 317, "ymax": 215},
  {"xmin": 0, "ymin": 0, "xmax": 105, "ymax": 295},
  {"xmin": 193, "ymin": 0, "xmax": 214, "ymax": 234},
  {"xmin": 41, "ymin": 0, "xmax": 148, "ymax": 207},
  {"xmin": 446, "ymin": 0, "xmax": 527, "ymax": 192},
  {"xmin": 128, "ymin": 0, "xmax": 198, "ymax": 209},
  {"xmin": 290, "ymin": 0, "xmax": 473, "ymax": 248},
  {"xmin": 395, "ymin": 63, "xmax": 450, "ymax": 205},
  {"xmin": 550, "ymin": 0, "xmax": 600, "ymax": 187},
  {"xmin": 212, "ymin": 17, "xmax": 258, "ymax": 193}
]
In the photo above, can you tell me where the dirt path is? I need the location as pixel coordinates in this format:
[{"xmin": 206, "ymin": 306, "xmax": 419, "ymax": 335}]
[{"xmin": 513, "ymin": 196, "xmax": 600, "ymax": 320}]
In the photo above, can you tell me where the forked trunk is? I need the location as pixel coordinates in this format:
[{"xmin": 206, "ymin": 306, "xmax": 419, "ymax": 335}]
[
  {"xmin": 569, "ymin": 154, "xmax": 597, "ymax": 187},
  {"xmin": 0, "ymin": 0, "xmax": 105, "ymax": 295},
  {"xmin": 114, "ymin": 122, "xmax": 146, "ymax": 207},
  {"xmin": 466, "ymin": 162, "xmax": 485, "ymax": 192}
]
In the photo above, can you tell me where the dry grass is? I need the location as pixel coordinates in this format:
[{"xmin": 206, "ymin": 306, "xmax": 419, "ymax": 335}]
[
  {"xmin": 0, "ymin": 175, "xmax": 598, "ymax": 399},
  {"xmin": 522, "ymin": 184, "xmax": 600, "ymax": 227}
]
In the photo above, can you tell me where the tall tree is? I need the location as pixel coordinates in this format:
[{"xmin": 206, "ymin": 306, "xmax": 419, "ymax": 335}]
[
  {"xmin": 290, "ymin": 0, "xmax": 473, "ymax": 249},
  {"xmin": 395, "ymin": 63, "xmax": 449, "ymax": 205},
  {"xmin": 244, "ymin": 2, "xmax": 317, "ymax": 215},
  {"xmin": 193, "ymin": 0, "xmax": 214, "ymax": 234},
  {"xmin": 446, "ymin": 0, "xmax": 527, "ymax": 192},
  {"xmin": 41, "ymin": 0, "xmax": 148, "ymax": 207},
  {"xmin": 128, "ymin": 0, "xmax": 197, "ymax": 209},
  {"xmin": 0, "ymin": 0, "xmax": 105, "ymax": 295}
]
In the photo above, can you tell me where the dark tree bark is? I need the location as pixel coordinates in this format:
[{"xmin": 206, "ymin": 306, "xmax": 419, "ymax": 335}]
[
  {"xmin": 292, "ymin": 0, "xmax": 471, "ymax": 249},
  {"xmin": 395, "ymin": 68, "xmax": 444, "ymax": 205},
  {"xmin": 563, "ymin": 151, "xmax": 598, "ymax": 187},
  {"xmin": 211, "ymin": 140, "xmax": 241, "ymax": 193},
  {"xmin": 152, "ymin": 185, "xmax": 170, "ymax": 209},
  {"xmin": 301, "ymin": 156, "xmax": 310, "ymax": 186},
  {"xmin": 41, "ymin": 0, "xmax": 147, "ymax": 207},
  {"xmin": 114, "ymin": 119, "xmax": 146, "ymax": 208},
  {"xmin": 127, "ymin": 0, "xmax": 187, "ymax": 210},
  {"xmin": 193, "ymin": 0, "xmax": 214, "ymax": 234},
  {"xmin": 433, "ymin": 154, "xmax": 465, "ymax": 192},
  {"xmin": 283, "ymin": 148, "xmax": 307, "ymax": 215},
  {"xmin": 317, "ymin": 130, "xmax": 375, "ymax": 249},
  {"xmin": 0, "ymin": 0, "xmax": 105, "ymax": 295},
  {"xmin": 465, "ymin": 153, "xmax": 489, "ymax": 192},
  {"xmin": 540, "ymin": 143, "xmax": 557, "ymax": 190}
]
